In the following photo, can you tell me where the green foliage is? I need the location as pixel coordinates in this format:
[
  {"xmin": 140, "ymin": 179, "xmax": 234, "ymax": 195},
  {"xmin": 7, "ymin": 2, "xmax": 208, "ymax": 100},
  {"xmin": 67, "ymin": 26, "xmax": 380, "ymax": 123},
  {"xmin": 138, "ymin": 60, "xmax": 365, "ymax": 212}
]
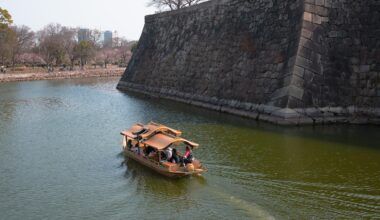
[
  {"xmin": 75, "ymin": 41, "xmax": 95, "ymax": 57},
  {"xmin": 74, "ymin": 40, "xmax": 95, "ymax": 68},
  {"xmin": 0, "ymin": 28, "xmax": 16, "ymax": 65},
  {"xmin": 0, "ymin": 7, "xmax": 13, "ymax": 29}
]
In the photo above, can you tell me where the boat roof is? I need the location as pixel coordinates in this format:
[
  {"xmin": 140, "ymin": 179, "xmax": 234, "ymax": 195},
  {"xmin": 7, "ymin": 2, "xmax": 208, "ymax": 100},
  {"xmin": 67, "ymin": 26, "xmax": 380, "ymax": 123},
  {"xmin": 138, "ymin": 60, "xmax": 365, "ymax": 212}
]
[
  {"xmin": 142, "ymin": 133, "xmax": 199, "ymax": 150},
  {"xmin": 121, "ymin": 122, "xmax": 182, "ymax": 139},
  {"xmin": 140, "ymin": 122, "xmax": 182, "ymax": 139},
  {"xmin": 120, "ymin": 123, "xmax": 144, "ymax": 139},
  {"xmin": 121, "ymin": 122, "xmax": 198, "ymax": 150}
]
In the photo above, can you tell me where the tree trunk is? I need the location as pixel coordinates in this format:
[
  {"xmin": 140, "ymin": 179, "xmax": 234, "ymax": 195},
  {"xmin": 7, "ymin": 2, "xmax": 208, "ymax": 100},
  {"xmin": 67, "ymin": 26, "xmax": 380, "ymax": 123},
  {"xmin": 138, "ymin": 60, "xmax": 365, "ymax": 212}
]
[
  {"xmin": 11, "ymin": 54, "xmax": 16, "ymax": 70},
  {"xmin": 70, "ymin": 60, "xmax": 74, "ymax": 71},
  {"xmin": 80, "ymin": 59, "xmax": 84, "ymax": 70}
]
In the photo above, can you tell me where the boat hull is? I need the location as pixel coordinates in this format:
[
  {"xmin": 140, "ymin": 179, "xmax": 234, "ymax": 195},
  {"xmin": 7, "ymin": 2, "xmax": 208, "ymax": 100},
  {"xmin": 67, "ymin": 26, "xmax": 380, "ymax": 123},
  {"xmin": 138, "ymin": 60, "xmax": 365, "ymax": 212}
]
[{"xmin": 124, "ymin": 149, "xmax": 205, "ymax": 178}]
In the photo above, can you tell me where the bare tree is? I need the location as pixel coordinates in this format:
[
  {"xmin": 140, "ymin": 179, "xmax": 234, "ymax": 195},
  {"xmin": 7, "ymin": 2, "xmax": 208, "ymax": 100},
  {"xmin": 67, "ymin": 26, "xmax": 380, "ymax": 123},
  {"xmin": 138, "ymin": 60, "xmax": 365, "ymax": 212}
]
[
  {"xmin": 112, "ymin": 36, "xmax": 128, "ymax": 48},
  {"xmin": 148, "ymin": 0, "xmax": 206, "ymax": 11},
  {"xmin": 116, "ymin": 42, "xmax": 132, "ymax": 67},
  {"xmin": 93, "ymin": 52, "xmax": 104, "ymax": 68},
  {"xmin": 37, "ymin": 24, "xmax": 66, "ymax": 71},
  {"xmin": 60, "ymin": 27, "xmax": 77, "ymax": 70},
  {"xmin": 90, "ymin": 29, "xmax": 103, "ymax": 48},
  {"xmin": 96, "ymin": 48, "xmax": 117, "ymax": 68},
  {"xmin": 10, "ymin": 25, "xmax": 34, "ymax": 68}
]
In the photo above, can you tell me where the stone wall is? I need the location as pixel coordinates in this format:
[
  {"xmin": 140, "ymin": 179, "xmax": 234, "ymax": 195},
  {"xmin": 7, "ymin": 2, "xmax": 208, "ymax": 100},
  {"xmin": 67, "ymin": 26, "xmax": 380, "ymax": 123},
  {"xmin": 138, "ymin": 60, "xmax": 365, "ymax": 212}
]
[
  {"xmin": 118, "ymin": 0, "xmax": 380, "ymax": 125},
  {"xmin": 289, "ymin": 0, "xmax": 380, "ymax": 118}
]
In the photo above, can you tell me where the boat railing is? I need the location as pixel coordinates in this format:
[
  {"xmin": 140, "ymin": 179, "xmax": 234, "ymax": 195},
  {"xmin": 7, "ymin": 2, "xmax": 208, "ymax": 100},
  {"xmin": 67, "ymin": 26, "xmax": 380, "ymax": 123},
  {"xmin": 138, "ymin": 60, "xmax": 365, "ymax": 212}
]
[
  {"xmin": 129, "ymin": 150, "xmax": 162, "ymax": 166},
  {"xmin": 148, "ymin": 158, "xmax": 161, "ymax": 167}
]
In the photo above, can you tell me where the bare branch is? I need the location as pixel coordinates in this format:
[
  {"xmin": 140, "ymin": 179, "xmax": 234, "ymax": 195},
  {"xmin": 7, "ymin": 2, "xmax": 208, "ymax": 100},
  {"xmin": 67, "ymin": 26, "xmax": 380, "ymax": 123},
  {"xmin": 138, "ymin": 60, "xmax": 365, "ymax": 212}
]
[{"xmin": 148, "ymin": 0, "xmax": 207, "ymax": 11}]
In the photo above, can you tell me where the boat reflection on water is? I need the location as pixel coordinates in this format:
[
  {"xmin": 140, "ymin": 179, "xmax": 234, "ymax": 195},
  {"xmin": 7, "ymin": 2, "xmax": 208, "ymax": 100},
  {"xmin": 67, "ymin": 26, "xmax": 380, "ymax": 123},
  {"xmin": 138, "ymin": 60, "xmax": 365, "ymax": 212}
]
[{"xmin": 121, "ymin": 157, "xmax": 207, "ymax": 199}]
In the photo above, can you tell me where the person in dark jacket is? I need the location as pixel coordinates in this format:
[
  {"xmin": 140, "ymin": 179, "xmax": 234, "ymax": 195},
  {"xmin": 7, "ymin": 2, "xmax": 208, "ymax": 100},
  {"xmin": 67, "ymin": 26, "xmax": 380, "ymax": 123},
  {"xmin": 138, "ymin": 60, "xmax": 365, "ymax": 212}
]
[{"xmin": 170, "ymin": 148, "xmax": 180, "ymax": 164}]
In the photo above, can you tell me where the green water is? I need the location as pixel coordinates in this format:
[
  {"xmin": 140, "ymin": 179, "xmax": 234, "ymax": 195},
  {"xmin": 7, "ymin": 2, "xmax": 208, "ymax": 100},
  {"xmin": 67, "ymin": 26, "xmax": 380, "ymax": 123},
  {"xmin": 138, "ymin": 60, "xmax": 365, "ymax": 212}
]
[{"xmin": 0, "ymin": 78, "xmax": 379, "ymax": 219}]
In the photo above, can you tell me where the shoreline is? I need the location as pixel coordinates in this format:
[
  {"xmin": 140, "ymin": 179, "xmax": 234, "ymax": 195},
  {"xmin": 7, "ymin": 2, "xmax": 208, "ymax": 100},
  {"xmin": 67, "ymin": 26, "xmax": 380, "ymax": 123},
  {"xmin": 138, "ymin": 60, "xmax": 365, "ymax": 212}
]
[
  {"xmin": 0, "ymin": 68, "xmax": 124, "ymax": 83},
  {"xmin": 117, "ymin": 81, "xmax": 380, "ymax": 126}
]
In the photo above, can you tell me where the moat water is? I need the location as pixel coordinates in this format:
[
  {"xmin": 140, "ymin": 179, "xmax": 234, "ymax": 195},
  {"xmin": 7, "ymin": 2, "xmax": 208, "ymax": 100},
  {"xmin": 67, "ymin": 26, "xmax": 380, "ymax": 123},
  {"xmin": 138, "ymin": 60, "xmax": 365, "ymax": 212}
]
[{"xmin": 0, "ymin": 77, "xmax": 379, "ymax": 219}]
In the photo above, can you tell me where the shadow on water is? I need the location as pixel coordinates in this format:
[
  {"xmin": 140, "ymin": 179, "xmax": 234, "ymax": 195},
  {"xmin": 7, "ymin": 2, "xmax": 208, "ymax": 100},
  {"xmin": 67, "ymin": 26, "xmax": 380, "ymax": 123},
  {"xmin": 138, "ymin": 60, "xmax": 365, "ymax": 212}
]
[
  {"xmin": 121, "ymin": 90, "xmax": 380, "ymax": 150},
  {"xmin": 44, "ymin": 76, "xmax": 121, "ymax": 87},
  {"xmin": 116, "ymin": 151, "xmax": 124, "ymax": 158}
]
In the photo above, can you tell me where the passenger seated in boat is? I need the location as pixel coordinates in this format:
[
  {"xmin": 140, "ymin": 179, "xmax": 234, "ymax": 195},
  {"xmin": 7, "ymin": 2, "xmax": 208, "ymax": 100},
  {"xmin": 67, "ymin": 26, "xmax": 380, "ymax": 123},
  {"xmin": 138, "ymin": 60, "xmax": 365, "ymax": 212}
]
[
  {"xmin": 127, "ymin": 140, "xmax": 133, "ymax": 150},
  {"xmin": 181, "ymin": 146, "xmax": 193, "ymax": 166},
  {"xmin": 130, "ymin": 145, "xmax": 139, "ymax": 153},
  {"xmin": 165, "ymin": 147, "xmax": 173, "ymax": 161},
  {"xmin": 130, "ymin": 143, "xmax": 141, "ymax": 154},
  {"xmin": 160, "ymin": 151, "xmax": 167, "ymax": 161},
  {"xmin": 145, "ymin": 146, "xmax": 155, "ymax": 156},
  {"xmin": 169, "ymin": 148, "xmax": 180, "ymax": 164},
  {"xmin": 147, "ymin": 148, "xmax": 157, "ymax": 158}
]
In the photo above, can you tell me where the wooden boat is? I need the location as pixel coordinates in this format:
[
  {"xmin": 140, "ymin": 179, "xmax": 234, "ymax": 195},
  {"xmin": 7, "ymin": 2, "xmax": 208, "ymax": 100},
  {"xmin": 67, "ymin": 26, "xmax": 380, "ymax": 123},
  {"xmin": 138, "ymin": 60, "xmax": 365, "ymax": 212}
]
[{"xmin": 120, "ymin": 122, "xmax": 207, "ymax": 178}]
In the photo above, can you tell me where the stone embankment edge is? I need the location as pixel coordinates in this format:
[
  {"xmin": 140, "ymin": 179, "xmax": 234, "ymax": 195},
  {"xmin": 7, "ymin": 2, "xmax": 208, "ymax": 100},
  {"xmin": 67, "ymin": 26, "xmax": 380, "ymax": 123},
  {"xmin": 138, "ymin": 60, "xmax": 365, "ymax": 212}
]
[
  {"xmin": 0, "ymin": 69, "xmax": 124, "ymax": 83},
  {"xmin": 117, "ymin": 81, "xmax": 380, "ymax": 126}
]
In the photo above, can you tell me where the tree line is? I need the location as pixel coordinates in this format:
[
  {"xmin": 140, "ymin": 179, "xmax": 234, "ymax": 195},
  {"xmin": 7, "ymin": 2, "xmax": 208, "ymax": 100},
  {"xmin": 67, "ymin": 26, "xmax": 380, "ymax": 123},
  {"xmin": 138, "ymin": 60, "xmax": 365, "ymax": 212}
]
[
  {"xmin": 149, "ymin": 0, "xmax": 207, "ymax": 11},
  {"xmin": 1, "ymin": 0, "xmax": 207, "ymax": 72},
  {"xmin": 0, "ymin": 8, "xmax": 136, "ymax": 72}
]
